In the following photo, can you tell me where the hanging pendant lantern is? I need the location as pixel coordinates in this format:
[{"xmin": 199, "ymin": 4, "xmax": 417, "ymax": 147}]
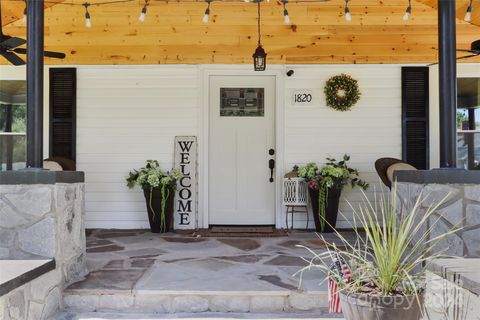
[
  {"xmin": 252, "ymin": 1, "xmax": 267, "ymax": 71},
  {"xmin": 253, "ymin": 45, "xmax": 267, "ymax": 71}
]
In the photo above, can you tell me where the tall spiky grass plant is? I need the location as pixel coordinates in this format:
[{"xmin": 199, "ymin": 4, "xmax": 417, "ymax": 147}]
[{"xmin": 296, "ymin": 183, "xmax": 461, "ymax": 297}]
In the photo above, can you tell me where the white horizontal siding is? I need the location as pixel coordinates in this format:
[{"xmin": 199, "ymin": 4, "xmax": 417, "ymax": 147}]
[
  {"xmin": 76, "ymin": 66, "xmax": 199, "ymax": 229},
  {"xmin": 284, "ymin": 65, "xmax": 402, "ymax": 229},
  {"xmin": 75, "ymin": 64, "xmax": 401, "ymax": 230}
]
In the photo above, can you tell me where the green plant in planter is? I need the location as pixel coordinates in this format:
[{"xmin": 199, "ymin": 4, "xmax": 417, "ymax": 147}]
[
  {"xmin": 126, "ymin": 160, "xmax": 183, "ymax": 232},
  {"xmin": 298, "ymin": 155, "xmax": 368, "ymax": 230},
  {"xmin": 296, "ymin": 185, "xmax": 462, "ymax": 319}
]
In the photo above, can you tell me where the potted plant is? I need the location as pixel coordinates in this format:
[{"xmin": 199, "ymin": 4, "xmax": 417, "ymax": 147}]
[
  {"xmin": 298, "ymin": 155, "xmax": 368, "ymax": 232},
  {"xmin": 126, "ymin": 160, "xmax": 183, "ymax": 233},
  {"xmin": 296, "ymin": 184, "xmax": 460, "ymax": 320}
]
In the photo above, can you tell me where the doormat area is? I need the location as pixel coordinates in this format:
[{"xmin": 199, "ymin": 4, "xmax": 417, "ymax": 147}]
[{"xmin": 193, "ymin": 226, "xmax": 288, "ymax": 238}]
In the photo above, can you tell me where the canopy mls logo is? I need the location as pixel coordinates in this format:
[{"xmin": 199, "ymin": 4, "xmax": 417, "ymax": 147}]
[{"xmin": 174, "ymin": 136, "xmax": 197, "ymax": 230}]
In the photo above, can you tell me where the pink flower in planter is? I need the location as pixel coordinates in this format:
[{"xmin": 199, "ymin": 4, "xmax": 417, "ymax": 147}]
[{"xmin": 308, "ymin": 180, "xmax": 319, "ymax": 190}]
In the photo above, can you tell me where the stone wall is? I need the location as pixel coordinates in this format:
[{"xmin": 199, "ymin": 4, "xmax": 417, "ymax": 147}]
[
  {"xmin": 0, "ymin": 268, "xmax": 62, "ymax": 320},
  {"xmin": 0, "ymin": 183, "xmax": 87, "ymax": 282},
  {"xmin": 0, "ymin": 174, "xmax": 87, "ymax": 320},
  {"xmin": 396, "ymin": 182, "xmax": 480, "ymax": 257}
]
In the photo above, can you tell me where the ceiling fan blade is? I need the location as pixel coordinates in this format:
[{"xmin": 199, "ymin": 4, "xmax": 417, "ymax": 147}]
[
  {"xmin": 12, "ymin": 48, "xmax": 66, "ymax": 59},
  {"xmin": 1, "ymin": 37, "xmax": 27, "ymax": 49},
  {"xmin": 43, "ymin": 51, "xmax": 66, "ymax": 59},
  {"xmin": 1, "ymin": 52, "xmax": 26, "ymax": 66},
  {"xmin": 457, "ymin": 54, "xmax": 480, "ymax": 61},
  {"xmin": 427, "ymin": 54, "xmax": 479, "ymax": 66},
  {"xmin": 457, "ymin": 49, "xmax": 478, "ymax": 54}
]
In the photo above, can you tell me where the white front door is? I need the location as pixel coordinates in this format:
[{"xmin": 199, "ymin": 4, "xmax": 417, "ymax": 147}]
[{"xmin": 209, "ymin": 75, "xmax": 276, "ymax": 225}]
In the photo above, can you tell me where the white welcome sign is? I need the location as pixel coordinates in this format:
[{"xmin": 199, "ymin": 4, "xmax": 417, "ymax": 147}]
[{"xmin": 174, "ymin": 136, "xmax": 197, "ymax": 230}]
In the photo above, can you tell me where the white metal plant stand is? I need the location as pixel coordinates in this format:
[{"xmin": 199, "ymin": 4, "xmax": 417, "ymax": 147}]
[{"xmin": 282, "ymin": 177, "xmax": 309, "ymax": 230}]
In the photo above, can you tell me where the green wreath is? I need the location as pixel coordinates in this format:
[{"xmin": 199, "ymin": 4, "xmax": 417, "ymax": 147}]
[{"xmin": 324, "ymin": 74, "xmax": 361, "ymax": 111}]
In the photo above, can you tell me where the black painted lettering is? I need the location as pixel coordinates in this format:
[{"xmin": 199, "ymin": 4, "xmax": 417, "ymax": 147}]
[{"xmin": 179, "ymin": 188, "xmax": 192, "ymax": 200}]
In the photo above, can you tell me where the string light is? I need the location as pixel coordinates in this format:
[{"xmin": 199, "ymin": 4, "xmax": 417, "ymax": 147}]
[
  {"xmin": 11, "ymin": 0, "xmax": 423, "ymax": 31},
  {"xmin": 465, "ymin": 0, "xmax": 473, "ymax": 22},
  {"xmin": 139, "ymin": 0, "xmax": 149, "ymax": 22},
  {"xmin": 282, "ymin": 0, "xmax": 290, "ymax": 25},
  {"xmin": 22, "ymin": 0, "xmax": 27, "ymax": 24},
  {"xmin": 202, "ymin": 0, "xmax": 211, "ymax": 23},
  {"xmin": 344, "ymin": 0, "xmax": 351, "ymax": 22},
  {"xmin": 83, "ymin": 2, "xmax": 92, "ymax": 28},
  {"xmin": 403, "ymin": 0, "xmax": 412, "ymax": 21}
]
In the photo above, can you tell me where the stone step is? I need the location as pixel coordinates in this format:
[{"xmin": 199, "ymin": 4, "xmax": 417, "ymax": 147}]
[
  {"xmin": 63, "ymin": 289, "xmax": 329, "ymax": 314},
  {"xmin": 56, "ymin": 311, "xmax": 343, "ymax": 319}
]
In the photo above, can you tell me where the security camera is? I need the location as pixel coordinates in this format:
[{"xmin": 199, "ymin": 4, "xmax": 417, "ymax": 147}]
[{"xmin": 286, "ymin": 70, "xmax": 294, "ymax": 77}]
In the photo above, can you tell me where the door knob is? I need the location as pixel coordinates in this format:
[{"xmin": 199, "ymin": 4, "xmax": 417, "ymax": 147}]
[{"xmin": 269, "ymin": 159, "xmax": 275, "ymax": 183}]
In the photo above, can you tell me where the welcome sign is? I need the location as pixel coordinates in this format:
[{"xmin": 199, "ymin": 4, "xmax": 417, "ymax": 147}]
[{"xmin": 174, "ymin": 136, "xmax": 197, "ymax": 230}]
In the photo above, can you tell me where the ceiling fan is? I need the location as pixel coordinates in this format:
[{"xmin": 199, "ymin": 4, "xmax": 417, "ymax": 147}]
[
  {"xmin": 456, "ymin": 39, "xmax": 480, "ymax": 62},
  {"xmin": 429, "ymin": 40, "xmax": 480, "ymax": 66},
  {"xmin": 0, "ymin": 5, "xmax": 66, "ymax": 66}
]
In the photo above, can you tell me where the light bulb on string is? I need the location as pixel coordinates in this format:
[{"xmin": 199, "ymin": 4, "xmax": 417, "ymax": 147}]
[
  {"xmin": 344, "ymin": 0, "xmax": 351, "ymax": 22},
  {"xmin": 22, "ymin": 1, "xmax": 27, "ymax": 24},
  {"xmin": 139, "ymin": 0, "xmax": 149, "ymax": 22},
  {"xmin": 403, "ymin": 0, "xmax": 412, "ymax": 21},
  {"xmin": 83, "ymin": 3, "xmax": 92, "ymax": 28},
  {"xmin": 202, "ymin": 0, "xmax": 211, "ymax": 24},
  {"xmin": 282, "ymin": 0, "xmax": 290, "ymax": 24},
  {"xmin": 465, "ymin": 0, "xmax": 473, "ymax": 22}
]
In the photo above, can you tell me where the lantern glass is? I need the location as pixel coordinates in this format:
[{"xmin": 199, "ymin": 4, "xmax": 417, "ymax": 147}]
[{"xmin": 253, "ymin": 46, "xmax": 267, "ymax": 71}]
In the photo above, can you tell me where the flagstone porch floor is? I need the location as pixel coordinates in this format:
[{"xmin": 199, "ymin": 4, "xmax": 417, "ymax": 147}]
[{"xmin": 62, "ymin": 230, "xmax": 355, "ymax": 316}]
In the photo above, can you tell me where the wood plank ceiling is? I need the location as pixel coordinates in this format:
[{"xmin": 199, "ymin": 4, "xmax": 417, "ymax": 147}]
[
  {"xmin": 1, "ymin": 0, "xmax": 64, "ymax": 26},
  {"xmin": 1, "ymin": 0, "xmax": 480, "ymax": 65}
]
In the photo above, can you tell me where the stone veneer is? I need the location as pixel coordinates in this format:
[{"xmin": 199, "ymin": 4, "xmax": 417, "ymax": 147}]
[
  {"xmin": 0, "ymin": 172, "xmax": 87, "ymax": 320},
  {"xmin": 395, "ymin": 170, "xmax": 480, "ymax": 257},
  {"xmin": 0, "ymin": 265, "xmax": 63, "ymax": 320}
]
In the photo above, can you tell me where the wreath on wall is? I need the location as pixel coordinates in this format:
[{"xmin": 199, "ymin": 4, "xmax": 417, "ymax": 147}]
[{"xmin": 324, "ymin": 74, "xmax": 361, "ymax": 111}]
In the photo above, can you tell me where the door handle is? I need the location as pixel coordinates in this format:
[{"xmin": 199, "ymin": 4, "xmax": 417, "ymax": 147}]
[{"xmin": 269, "ymin": 159, "xmax": 275, "ymax": 183}]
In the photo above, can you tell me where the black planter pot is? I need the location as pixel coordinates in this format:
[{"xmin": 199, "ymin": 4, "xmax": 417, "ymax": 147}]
[
  {"xmin": 309, "ymin": 187, "xmax": 341, "ymax": 233},
  {"xmin": 143, "ymin": 188, "xmax": 175, "ymax": 233}
]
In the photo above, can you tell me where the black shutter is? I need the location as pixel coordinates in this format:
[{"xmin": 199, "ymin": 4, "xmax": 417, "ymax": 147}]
[
  {"xmin": 49, "ymin": 68, "xmax": 76, "ymax": 161},
  {"xmin": 402, "ymin": 67, "xmax": 429, "ymax": 170}
]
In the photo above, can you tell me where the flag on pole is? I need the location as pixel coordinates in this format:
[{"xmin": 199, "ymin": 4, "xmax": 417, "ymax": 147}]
[{"xmin": 328, "ymin": 252, "xmax": 351, "ymax": 313}]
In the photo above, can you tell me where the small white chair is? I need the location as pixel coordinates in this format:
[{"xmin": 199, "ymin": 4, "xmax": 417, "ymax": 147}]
[{"xmin": 283, "ymin": 177, "xmax": 309, "ymax": 230}]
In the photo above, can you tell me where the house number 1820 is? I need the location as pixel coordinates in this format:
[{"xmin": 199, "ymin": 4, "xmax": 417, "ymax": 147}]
[{"xmin": 294, "ymin": 93, "xmax": 313, "ymax": 103}]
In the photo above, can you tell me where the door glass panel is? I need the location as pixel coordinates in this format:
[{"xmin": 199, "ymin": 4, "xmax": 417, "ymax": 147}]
[
  {"xmin": 220, "ymin": 88, "xmax": 264, "ymax": 117},
  {"xmin": 0, "ymin": 80, "xmax": 27, "ymax": 171}
]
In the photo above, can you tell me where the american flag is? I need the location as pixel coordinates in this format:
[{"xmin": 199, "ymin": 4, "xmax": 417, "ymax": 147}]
[{"xmin": 328, "ymin": 252, "xmax": 352, "ymax": 313}]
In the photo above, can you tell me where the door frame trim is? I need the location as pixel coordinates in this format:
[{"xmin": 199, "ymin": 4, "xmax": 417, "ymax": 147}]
[{"xmin": 198, "ymin": 65, "xmax": 286, "ymax": 229}]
